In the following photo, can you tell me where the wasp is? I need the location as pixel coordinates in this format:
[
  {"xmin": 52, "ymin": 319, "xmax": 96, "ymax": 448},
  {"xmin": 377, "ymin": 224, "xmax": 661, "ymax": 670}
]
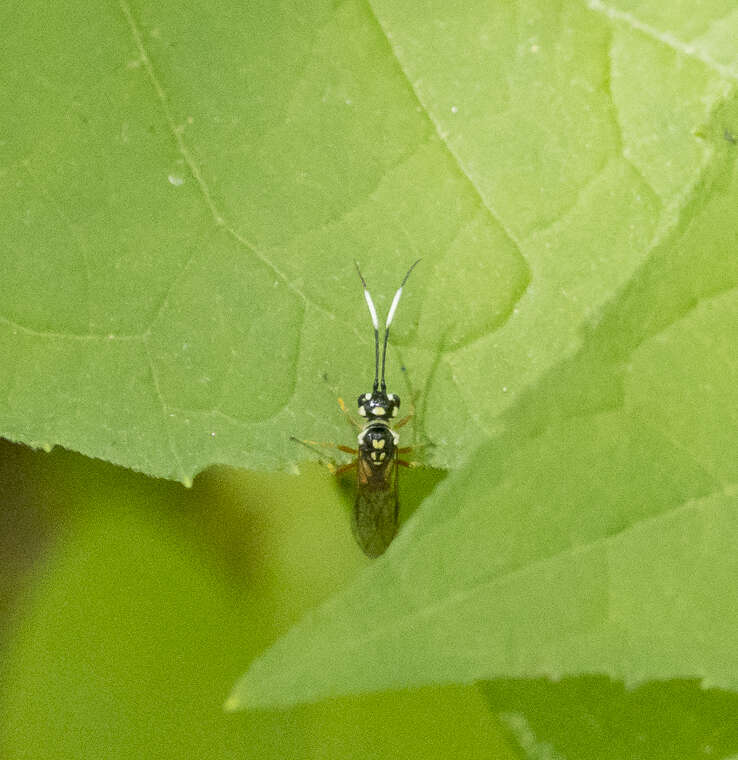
[{"xmin": 293, "ymin": 260, "xmax": 421, "ymax": 557}]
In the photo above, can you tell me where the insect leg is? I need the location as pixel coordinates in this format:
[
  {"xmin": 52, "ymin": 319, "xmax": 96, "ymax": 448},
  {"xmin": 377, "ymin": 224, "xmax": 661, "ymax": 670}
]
[
  {"xmin": 397, "ymin": 441, "xmax": 434, "ymax": 454},
  {"xmin": 337, "ymin": 397, "xmax": 361, "ymax": 429},
  {"xmin": 290, "ymin": 436, "xmax": 358, "ymax": 475},
  {"xmin": 394, "ymin": 410, "xmax": 414, "ymax": 429},
  {"xmin": 333, "ymin": 460, "xmax": 358, "ymax": 476},
  {"xmin": 290, "ymin": 436, "xmax": 357, "ymax": 455},
  {"xmin": 397, "ymin": 459, "xmax": 422, "ymax": 469},
  {"xmin": 397, "ymin": 440, "xmax": 433, "ymax": 467}
]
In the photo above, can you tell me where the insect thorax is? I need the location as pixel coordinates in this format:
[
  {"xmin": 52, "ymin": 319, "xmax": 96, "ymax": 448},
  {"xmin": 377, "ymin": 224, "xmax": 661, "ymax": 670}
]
[
  {"xmin": 357, "ymin": 390, "xmax": 400, "ymax": 421},
  {"xmin": 358, "ymin": 422, "xmax": 399, "ymax": 468}
]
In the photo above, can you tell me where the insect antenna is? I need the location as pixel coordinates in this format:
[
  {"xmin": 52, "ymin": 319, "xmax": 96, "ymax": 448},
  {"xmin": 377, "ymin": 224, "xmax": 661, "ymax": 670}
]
[
  {"xmin": 380, "ymin": 259, "xmax": 421, "ymax": 392},
  {"xmin": 355, "ymin": 261, "xmax": 380, "ymax": 392}
]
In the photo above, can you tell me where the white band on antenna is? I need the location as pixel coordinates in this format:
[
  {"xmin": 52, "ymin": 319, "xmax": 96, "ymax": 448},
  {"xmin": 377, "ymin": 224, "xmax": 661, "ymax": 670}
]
[
  {"xmin": 363, "ymin": 289, "xmax": 379, "ymax": 330},
  {"xmin": 385, "ymin": 287, "xmax": 403, "ymax": 328}
]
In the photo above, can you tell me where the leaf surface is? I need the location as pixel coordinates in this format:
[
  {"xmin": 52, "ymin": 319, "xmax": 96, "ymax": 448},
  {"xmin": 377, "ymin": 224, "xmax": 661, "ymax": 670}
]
[
  {"xmin": 230, "ymin": 280, "xmax": 738, "ymax": 708},
  {"xmin": 228, "ymin": 0, "xmax": 738, "ymax": 698},
  {"xmin": 4, "ymin": 0, "xmax": 734, "ymax": 481}
]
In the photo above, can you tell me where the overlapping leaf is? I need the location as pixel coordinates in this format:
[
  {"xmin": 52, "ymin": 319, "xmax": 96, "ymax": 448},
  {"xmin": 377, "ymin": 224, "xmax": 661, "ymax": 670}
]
[{"xmin": 225, "ymin": 0, "xmax": 738, "ymax": 709}]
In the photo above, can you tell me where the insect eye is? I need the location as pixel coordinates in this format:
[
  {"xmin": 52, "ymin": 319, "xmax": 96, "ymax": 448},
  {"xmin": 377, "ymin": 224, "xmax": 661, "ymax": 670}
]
[{"xmin": 393, "ymin": 395, "xmax": 401, "ymax": 408}]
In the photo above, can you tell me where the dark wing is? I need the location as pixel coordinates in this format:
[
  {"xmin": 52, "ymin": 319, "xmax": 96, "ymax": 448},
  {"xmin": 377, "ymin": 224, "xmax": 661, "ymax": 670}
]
[{"xmin": 351, "ymin": 449, "xmax": 399, "ymax": 558}]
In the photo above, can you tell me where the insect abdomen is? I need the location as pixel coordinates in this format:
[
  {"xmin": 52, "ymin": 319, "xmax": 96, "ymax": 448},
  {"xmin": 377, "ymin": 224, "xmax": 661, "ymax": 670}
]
[
  {"xmin": 354, "ymin": 422, "xmax": 399, "ymax": 557},
  {"xmin": 352, "ymin": 483, "xmax": 398, "ymax": 557}
]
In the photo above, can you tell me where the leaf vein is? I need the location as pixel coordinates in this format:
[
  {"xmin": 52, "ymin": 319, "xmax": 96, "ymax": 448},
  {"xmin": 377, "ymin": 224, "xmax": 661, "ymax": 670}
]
[
  {"xmin": 330, "ymin": 484, "xmax": 734, "ymax": 657},
  {"xmin": 143, "ymin": 339, "xmax": 189, "ymax": 485},
  {"xmin": 117, "ymin": 0, "xmax": 354, "ymax": 340},
  {"xmin": 22, "ymin": 161, "xmax": 94, "ymax": 332},
  {"xmin": 364, "ymin": 0, "xmax": 526, "ymax": 256},
  {"xmin": 0, "ymin": 314, "xmax": 142, "ymax": 343},
  {"xmin": 586, "ymin": 0, "xmax": 738, "ymax": 81}
]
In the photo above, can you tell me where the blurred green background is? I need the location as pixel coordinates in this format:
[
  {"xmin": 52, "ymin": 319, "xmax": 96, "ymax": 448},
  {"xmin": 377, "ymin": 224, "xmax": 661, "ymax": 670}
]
[
  {"xmin": 0, "ymin": 438, "xmax": 517, "ymax": 759},
  {"xmin": 4, "ymin": 439, "xmax": 738, "ymax": 759}
]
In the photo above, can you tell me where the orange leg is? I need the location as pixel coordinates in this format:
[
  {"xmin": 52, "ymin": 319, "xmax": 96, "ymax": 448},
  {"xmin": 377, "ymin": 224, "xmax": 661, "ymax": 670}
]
[
  {"xmin": 333, "ymin": 460, "xmax": 358, "ymax": 476},
  {"xmin": 290, "ymin": 437, "xmax": 356, "ymax": 454},
  {"xmin": 397, "ymin": 439, "xmax": 431, "ymax": 468},
  {"xmin": 394, "ymin": 409, "xmax": 414, "ymax": 430},
  {"xmin": 337, "ymin": 397, "xmax": 361, "ymax": 429},
  {"xmin": 290, "ymin": 436, "xmax": 358, "ymax": 473},
  {"xmin": 290, "ymin": 436, "xmax": 358, "ymax": 476},
  {"xmin": 397, "ymin": 459, "xmax": 422, "ymax": 469}
]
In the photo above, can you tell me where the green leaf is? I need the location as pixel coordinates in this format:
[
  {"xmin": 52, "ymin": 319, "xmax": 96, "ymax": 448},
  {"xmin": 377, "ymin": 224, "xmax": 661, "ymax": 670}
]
[
  {"xmin": 229, "ymin": 271, "xmax": 738, "ymax": 709},
  {"xmin": 483, "ymin": 677, "xmax": 738, "ymax": 760},
  {"xmin": 4, "ymin": 0, "xmax": 733, "ymax": 483},
  {"xmin": 1, "ymin": 0, "xmax": 520, "ymax": 480},
  {"xmin": 227, "ymin": 13, "xmax": 738, "ymax": 702}
]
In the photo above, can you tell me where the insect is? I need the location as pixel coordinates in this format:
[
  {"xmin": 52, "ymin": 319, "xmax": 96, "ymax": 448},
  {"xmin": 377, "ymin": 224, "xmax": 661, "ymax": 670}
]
[{"xmin": 293, "ymin": 260, "xmax": 421, "ymax": 557}]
